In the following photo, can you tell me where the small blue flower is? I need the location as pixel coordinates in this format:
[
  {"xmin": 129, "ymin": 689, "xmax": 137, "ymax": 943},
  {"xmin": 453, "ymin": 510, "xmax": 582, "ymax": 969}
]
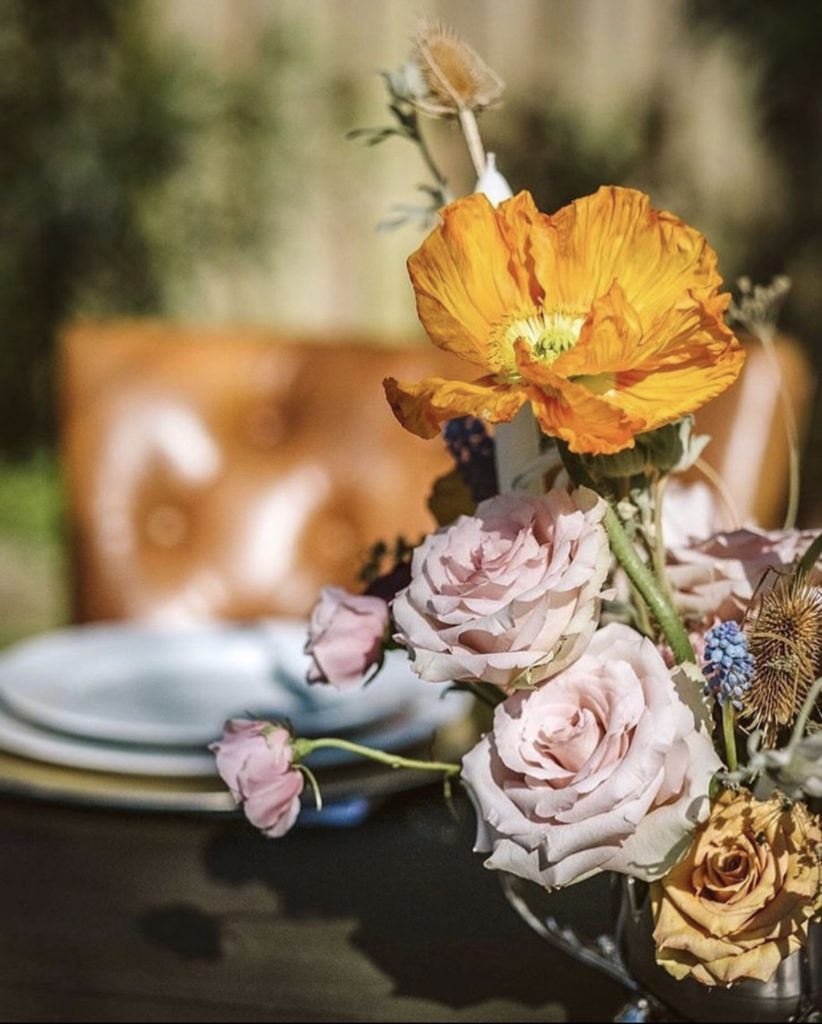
[
  {"xmin": 443, "ymin": 417, "xmax": 498, "ymax": 502},
  {"xmin": 702, "ymin": 620, "xmax": 755, "ymax": 709}
]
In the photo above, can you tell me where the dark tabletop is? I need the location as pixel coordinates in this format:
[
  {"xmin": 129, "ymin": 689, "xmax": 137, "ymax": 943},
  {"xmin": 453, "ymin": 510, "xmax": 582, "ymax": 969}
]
[{"xmin": 0, "ymin": 785, "xmax": 629, "ymax": 1022}]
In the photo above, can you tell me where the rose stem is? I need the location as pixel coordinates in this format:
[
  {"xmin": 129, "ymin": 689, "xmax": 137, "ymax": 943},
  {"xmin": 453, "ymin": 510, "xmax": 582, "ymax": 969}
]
[
  {"xmin": 603, "ymin": 503, "xmax": 695, "ymax": 665},
  {"xmin": 296, "ymin": 763, "xmax": 323, "ymax": 810},
  {"xmin": 628, "ymin": 578, "xmax": 655, "ymax": 639},
  {"xmin": 722, "ymin": 703, "xmax": 738, "ymax": 773},
  {"xmin": 292, "ymin": 738, "xmax": 461, "ymax": 777}
]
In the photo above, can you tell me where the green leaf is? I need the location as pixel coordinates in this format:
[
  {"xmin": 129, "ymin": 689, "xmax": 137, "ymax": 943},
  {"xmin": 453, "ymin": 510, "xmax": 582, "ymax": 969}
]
[
  {"xmin": 797, "ymin": 532, "xmax": 822, "ymax": 578},
  {"xmin": 427, "ymin": 468, "xmax": 476, "ymax": 526}
]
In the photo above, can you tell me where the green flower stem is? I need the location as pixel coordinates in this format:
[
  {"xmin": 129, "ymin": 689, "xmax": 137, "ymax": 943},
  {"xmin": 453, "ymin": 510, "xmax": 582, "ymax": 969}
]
[
  {"xmin": 452, "ymin": 680, "xmax": 506, "ymax": 708},
  {"xmin": 722, "ymin": 703, "xmax": 738, "ymax": 773},
  {"xmin": 651, "ymin": 477, "xmax": 674, "ymax": 606},
  {"xmin": 628, "ymin": 578, "xmax": 655, "ymax": 639},
  {"xmin": 292, "ymin": 738, "xmax": 461, "ymax": 777},
  {"xmin": 604, "ymin": 503, "xmax": 695, "ymax": 665},
  {"xmin": 786, "ymin": 676, "xmax": 822, "ymax": 753}
]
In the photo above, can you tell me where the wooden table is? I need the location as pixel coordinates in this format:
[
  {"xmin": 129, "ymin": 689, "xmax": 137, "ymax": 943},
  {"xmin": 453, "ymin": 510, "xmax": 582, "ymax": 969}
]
[{"xmin": 0, "ymin": 786, "xmax": 629, "ymax": 1022}]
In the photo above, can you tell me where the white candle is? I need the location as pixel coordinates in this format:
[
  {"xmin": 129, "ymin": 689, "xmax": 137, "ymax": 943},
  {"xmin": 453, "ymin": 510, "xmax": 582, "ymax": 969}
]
[
  {"xmin": 494, "ymin": 406, "xmax": 543, "ymax": 493},
  {"xmin": 474, "ymin": 152, "xmax": 513, "ymax": 206},
  {"xmin": 474, "ymin": 156, "xmax": 541, "ymax": 493}
]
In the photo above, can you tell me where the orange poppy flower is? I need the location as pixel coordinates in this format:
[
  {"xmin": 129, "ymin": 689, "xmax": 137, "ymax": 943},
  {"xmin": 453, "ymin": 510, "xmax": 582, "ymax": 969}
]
[{"xmin": 384, "ymin": 187, "xmax": 745, "ymax": 455}]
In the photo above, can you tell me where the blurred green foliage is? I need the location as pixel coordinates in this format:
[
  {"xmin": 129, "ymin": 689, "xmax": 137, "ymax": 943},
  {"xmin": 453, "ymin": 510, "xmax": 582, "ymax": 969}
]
[
  {"xmin": 0, "ymin": 456, "xmax": 66, "ymax": 645},
  {"xmin": 0, "ymin": 0, "xmax": 189, "ymax": 455},
  {"xmin": 0, "ymin": 0, "xmax": 294, "ymax": 638},
  {"xmin": 0, "ymin": 456, "xmax": 63, "ymax": 544},
  {"xmin": 0, "ymin": 0, "xmax": 289, "ymax": 458}
]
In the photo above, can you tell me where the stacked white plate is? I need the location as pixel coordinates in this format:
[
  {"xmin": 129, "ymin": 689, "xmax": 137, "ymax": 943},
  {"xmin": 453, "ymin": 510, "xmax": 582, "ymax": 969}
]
[{"xmin": 0, "ymin": 620, "xmax": 471, "ymax": 807}]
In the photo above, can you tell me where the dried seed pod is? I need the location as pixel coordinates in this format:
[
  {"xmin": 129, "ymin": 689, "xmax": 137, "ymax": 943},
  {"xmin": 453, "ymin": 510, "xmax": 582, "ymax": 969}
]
[{"xmin": 742, "ymin": 574, "xmax": 822, "ymax": 745}]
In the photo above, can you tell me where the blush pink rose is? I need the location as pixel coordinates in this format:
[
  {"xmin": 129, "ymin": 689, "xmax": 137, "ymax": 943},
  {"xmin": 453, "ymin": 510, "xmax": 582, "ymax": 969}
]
[
  {"xmin": 661, "ymin": 480, "xmax": 726, "ymax": 547},
  {"xmin": 305, "ymin": 587, "xmax": 389, "ymax": 690},
  {"xmin": 667, "ymin": 528, "xmax": 822, "ymax": 623},
  {"xmin": 392, "ymin": 487, "xmax": 610, "ymax": 691},
  {"xmin": 461, "ymin": 623, "xmax": 720, "ymax": 888},
  {"xmin": 211, "ymin": 719, "xmax": 304, "ymax": 837}
]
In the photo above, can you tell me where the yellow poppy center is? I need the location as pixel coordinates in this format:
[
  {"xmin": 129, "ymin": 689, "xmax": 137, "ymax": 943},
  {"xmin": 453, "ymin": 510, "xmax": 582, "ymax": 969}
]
[{"xmin": 490, "ymin": 307, "xmax": 585, "ymax": 377}]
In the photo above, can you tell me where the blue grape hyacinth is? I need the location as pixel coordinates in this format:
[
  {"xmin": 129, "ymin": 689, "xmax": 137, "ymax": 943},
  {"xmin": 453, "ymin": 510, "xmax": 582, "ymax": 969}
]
[
  {"xmin": 702, "ymin": 620, "xmax": 755, "ymax": 710},
  {"xmin": 443, "ymin": 416, "xmax": 498, "ymax": 503}
]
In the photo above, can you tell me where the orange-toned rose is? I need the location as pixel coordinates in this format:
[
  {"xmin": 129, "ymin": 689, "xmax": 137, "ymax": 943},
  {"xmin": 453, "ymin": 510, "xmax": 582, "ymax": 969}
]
[
  {"xmin": 652, "ymin": 789, "xmax": 822, "ymax": 987},
  {"xmin": 385, "ymin": 187, "xmax": 745, "ymax": 455}
]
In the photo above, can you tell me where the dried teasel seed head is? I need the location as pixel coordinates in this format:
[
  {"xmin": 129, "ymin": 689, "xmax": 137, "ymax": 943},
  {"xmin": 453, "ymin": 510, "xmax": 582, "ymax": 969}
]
[
  {"xmin": 410, "ymin": 19, "xmax": 504, "ymax": 117},
  {"xmin": 741, "ymin": 575, "xmax": 822, "ymax": 746}
]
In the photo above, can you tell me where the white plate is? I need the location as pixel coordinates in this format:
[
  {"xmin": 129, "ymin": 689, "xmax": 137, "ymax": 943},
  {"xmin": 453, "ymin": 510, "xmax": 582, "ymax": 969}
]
[
  {"xmin": 0, "ymin": 689, "xmax": 470, "ymax": 777},
  {"xmin": 0, "ymin": 621, "xmax": 431, "ymax": 747}
]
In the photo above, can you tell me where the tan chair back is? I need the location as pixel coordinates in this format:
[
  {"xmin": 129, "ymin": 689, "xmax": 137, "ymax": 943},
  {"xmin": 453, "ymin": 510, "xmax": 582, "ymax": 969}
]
[
  {"xmin": 61, "ymin": 322, "xmax": 461, "ymax": 622},
  {"xmin": 688, "ymin": 336, "xmax": 815, "ymax": 529},
  {"xmin": 61, "ymin": 323, "xmax": 813, "ymax": 625}
]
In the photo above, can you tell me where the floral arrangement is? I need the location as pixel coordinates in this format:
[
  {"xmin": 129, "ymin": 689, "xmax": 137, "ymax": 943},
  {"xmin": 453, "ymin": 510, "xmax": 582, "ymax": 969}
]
[{"xmin": 212, "ymin": 22, "xmax": 822, "ymax": 996}]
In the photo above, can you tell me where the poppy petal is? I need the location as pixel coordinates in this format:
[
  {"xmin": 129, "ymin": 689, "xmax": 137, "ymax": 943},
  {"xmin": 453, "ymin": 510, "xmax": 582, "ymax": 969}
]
[{"xmin": 384, "ymin": 375, "xmax": 526, "ymax": 440}]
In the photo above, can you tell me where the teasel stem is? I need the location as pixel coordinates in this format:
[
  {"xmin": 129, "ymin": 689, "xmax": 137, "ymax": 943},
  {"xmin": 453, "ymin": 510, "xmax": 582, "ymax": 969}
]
[
  {"xmin": 603, "ymin": 503, "xmax": 695, "ymax": 665},
  {"xmin": 785, "ymin": 676, "xmax": 822, "ymax": 754},
  {"xmin": 293, "ymin": 738, "xmax": 460, "ymax": 777},
  {"xmin": 458, "ymin": 107, "xmax": 486, "ymax": 177},
  {"xmin": 722, "ymin": 703, "xmax": 739, "ymax": 773},
  {"xmin": 730, "ymin": 278, "xmax": 799, "ymax": 531},
  {"xmin": 759, "ymin": 326, "xmax": 801, "ymax": 530},
  {"xmin": 694, "ymin": 456, "xmax": 742, "ymax": 529}
]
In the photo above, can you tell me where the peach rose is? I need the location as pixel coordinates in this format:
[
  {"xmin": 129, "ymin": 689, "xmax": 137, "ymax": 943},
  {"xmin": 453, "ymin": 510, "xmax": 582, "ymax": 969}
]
[
  {"xmin": 653, "ymin": 789, "xmax": 822, "ymax": 987},
  {"xmin": 461, "ymin": 623, "xmax": 720, "ymax": 887},
  {"xmin": 392, "ymin": 487, "xmax": 610, "ymax": 691}
]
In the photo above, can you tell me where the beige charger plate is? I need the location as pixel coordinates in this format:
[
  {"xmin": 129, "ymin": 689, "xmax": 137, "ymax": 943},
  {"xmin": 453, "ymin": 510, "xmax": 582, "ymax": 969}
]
[{"xmin": 0, "ymin": 713, "xmax": 477, "ymax": 814}]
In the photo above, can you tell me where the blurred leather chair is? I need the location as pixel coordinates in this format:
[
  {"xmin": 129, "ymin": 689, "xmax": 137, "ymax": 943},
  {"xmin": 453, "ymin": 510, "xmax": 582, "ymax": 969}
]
[
  {"xmin": 687, "ymin": 335, "xmax": 815, "ymax": 529},
  {"xmin": 61, "ymin": 322, "xmax": 463, "ymax": 623}
]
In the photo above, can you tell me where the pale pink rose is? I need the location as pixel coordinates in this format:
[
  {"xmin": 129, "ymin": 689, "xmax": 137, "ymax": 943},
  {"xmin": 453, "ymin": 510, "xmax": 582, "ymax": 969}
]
[
  {"xmin": 392, "ymin": 487, "xmax": 610, "ymax": 691},
  {"xmin": 667, "ymin": 528, "xmax": 821, "ymax": 623},
  {"xmin": 661, "ymin": 480, "xmax": 726, "ymax": 548},
  {"xmin": 461, "ymin": 623, "xmax": 720, "ymax": 888},
  {"xmin": 305, "ymin": 587, "xmax": 389, "ymax": 690},
  {"xmin": 211, "ymin": 719, "xmax": 303, "ymax": 837}
]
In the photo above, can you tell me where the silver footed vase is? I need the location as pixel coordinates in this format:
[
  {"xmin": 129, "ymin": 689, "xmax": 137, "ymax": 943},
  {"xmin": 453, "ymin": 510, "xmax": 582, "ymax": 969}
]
[{"xmin": 502, "ymin": 872, "xmax": 821, "ymax": 1023}]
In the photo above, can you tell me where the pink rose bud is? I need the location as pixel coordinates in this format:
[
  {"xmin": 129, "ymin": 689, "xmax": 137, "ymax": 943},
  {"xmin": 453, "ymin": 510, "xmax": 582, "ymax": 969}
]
[
  {"xmin": 392, "ymin": 487, "xmax": 611, "ymax": 692},
  {"xmin": 211, "ymin": 720, "xmax": 304, "ymax": 838},
  {"xmin": 305, "ymin": 586, "xmax": 389, "ymax": 690},
  {"xmin": 461, "ymin": 623, "xmax": 721, "ymax": 888}
]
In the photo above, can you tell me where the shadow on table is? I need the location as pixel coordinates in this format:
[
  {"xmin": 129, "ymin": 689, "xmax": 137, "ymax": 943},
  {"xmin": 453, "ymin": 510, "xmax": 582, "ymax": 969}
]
[{"xmin": 140, "ymin": 789, "xmax": 628, "ymax": 1021}]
